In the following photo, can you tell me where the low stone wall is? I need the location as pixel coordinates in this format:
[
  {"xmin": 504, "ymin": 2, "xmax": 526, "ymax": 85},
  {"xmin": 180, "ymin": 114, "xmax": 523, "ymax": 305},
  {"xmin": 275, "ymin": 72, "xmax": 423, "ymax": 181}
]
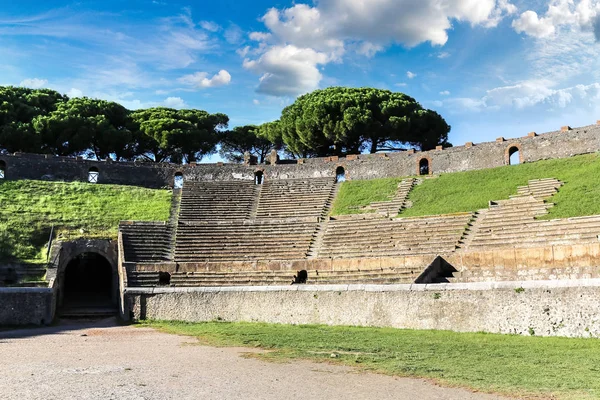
[
  {"xmin": 125, "ymin": 279, "xmax": 600, "ymax": 338},
  {"xmin": 0, "ymin": 287, "xmax": 54, "ymax": 325}
]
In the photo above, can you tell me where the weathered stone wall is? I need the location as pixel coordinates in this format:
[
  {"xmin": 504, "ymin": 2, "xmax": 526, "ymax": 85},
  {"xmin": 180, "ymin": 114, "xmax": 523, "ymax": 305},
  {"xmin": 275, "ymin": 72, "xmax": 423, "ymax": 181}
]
[
  {"xmin": 124, "ymin": 279, "xmax": 600, "ymax": 338},
  {"xmin": 0, "ymin": 288, "xmax": 54, "ymax": 325},
  {"xmin": 1, "ymin": 123, "xmax": 599, "ymax": 186}
]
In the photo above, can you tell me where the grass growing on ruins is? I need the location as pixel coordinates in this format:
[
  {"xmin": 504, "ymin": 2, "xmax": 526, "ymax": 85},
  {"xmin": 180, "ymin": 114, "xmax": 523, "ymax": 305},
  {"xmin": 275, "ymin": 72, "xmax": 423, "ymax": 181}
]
[
  {"xmin": 0, "ymin": 180, "xmax": 171, "ymax": 263},
  {"xmin": 331, "ymin": 177, "xmax": 401, "ymax": 215},
  {"xmin": 331, "ymin": 153, "xmax": 600, "ymax": 219},
  {"xmin": 145, "ymin": 320, "xmax": 600, "ymax": 399}
]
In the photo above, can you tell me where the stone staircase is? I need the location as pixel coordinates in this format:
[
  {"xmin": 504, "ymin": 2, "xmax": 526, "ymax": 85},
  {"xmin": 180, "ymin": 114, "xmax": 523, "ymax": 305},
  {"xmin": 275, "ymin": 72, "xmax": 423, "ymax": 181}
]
[
  {"xmin": 0, "ymin": 264, "xmax": 47, "ymax": 287},
  {"xmin": 365, "ymin": 178, "xmax": 419, "ymax": 216},
  {"xmin": 511, "ymin": 178, "xmax": 563, "ymax": 200}
]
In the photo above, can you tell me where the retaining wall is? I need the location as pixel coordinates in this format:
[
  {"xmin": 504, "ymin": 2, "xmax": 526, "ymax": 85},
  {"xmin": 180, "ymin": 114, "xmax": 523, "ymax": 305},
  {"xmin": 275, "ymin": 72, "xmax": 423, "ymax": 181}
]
[
  {"xmin": 1, "ymin": 123, "xmax": 600, "ymax": 186},
  {"xmin": 124, "ymin": 279, "xmax": 600, "ymax": 338},
  {"xmin": 0, "ymin": 287, "xmax": 55, "ymax": 325}
]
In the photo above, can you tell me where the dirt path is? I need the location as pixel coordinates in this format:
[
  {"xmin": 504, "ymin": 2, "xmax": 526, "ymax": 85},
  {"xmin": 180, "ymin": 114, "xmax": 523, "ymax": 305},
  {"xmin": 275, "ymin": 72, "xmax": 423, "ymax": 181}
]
[{"xmin": 0, "ymin": 319, "xmax": 508, "ymax": 400}]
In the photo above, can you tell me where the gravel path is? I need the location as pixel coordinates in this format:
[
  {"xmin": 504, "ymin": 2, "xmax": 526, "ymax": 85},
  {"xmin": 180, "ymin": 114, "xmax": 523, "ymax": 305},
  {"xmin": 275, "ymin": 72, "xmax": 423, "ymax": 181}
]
[{"xmin": 0, "ymin": 319, "xmax": 508, "ymax": 400}]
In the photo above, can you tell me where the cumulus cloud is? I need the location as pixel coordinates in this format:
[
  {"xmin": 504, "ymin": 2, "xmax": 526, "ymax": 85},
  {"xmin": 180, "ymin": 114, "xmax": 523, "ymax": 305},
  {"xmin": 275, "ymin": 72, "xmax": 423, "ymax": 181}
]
[
  {"xmin": 19, "ymin": 78, "xmax": 48, "ymax": 88},
  {"xmin": 243, "ymin": 0, "xmax": 516, "ymax": 96},
  {"xmin": 407, "ymin": 71, "xmax": 417, "ymax": 79},
  {"xmin": 440, "ymin": 90, "xmax": 451, "ymax": 95},
  {"xmin": 437, "ymin": 51, "xmax": 451, "ymax": 59},
  {"xmin": 178, "ymin": 70, "xmax": 231, "ymax": 89},
  {"xmin": 512, "ymin": 0, "xmax": 600, "ymax": 40},
  {"xmin": 243, "ymin": 45, "xmax": 329, "ymax": 96},
  {"xmin": 163, "ymin": 96, "xmax": 187, "ymax": 109}
]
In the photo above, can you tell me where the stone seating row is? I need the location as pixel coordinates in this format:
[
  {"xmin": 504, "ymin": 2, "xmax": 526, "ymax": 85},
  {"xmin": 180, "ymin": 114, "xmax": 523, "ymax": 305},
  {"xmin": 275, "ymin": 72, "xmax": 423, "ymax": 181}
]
[
  {"xmin": 179, "ymin": 181, "xmax": 256, "ymax": 221},
  {"xmin": 126, "ymin": 267, "xmax": 418, "ymax": 287},
  {"xmin": 317, "ymin": 213, "xmax": 472, "ymax": 259},
  {"xmin": 255, "ymin": 178, "xmax": 334, "ymax": 219},
  {"xmin": 120, "ymin": 222, "xmax": 173, "ymax": 263},
  {"xmin": 174, "ymin": 219, "xmax": 318, "ymax": 262},
  {"xmin": 0, "ymin": 264, "xmax": 47, "ymax": 286}
]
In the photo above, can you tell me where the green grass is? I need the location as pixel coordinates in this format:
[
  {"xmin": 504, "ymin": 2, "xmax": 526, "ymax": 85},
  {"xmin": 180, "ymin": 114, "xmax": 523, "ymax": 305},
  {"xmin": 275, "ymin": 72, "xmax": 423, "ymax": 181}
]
[
  {"xmin": 144, "ymin": 320, "xmax": 600, "ymax": 399},
  {"xmin": 332, "ymin": 153, "xmax": 600, "ymax": 219},
  {"xmin": 0, "ymin": 180, "xmax": 172, "ymax": 263},
  {"xmin": 331, "ymin": 177, "xmax": 401, "ymax": 215}
]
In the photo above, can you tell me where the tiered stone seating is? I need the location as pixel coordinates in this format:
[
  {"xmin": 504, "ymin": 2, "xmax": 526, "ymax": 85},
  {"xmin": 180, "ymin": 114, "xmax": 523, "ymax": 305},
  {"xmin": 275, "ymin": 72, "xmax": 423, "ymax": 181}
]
[
  {"xmin": 469, "ymin": 215, "xmax": 600, "ymax": 249},
  {"xmin": 0, "ymin": 264, "xmax": 47, "ymax": 287},
  {"xmin": 179, "ymin": 181, "xmax": 256, "ymax": 221},
  {"xmin": 512, "ymin": 178, "xmax": 563, "ymax": 199},
  {"xmin": 318, "ymin": 213, "xmax": 472, "ymax": 259},
  {"xmin": 127, "ymin": 271, "xmax": 160, "ymax": 287},
  {"xmin": 166, "ymin": 267, "xmax": 417, "ymax": 286},
  {"xmin": 451, "ymin": 265, "xmax": 600, "ymax": 283},
  {"xmin": 255, "ymin": 178, "xmax": 334, "ymax": 219},
  {"xmin": 120, "ymin": 222, "xmax": 172, "ymax": 262},
  {"xmin": 174, "ymin": 218, "xmax": 318, "ymax": 262}
]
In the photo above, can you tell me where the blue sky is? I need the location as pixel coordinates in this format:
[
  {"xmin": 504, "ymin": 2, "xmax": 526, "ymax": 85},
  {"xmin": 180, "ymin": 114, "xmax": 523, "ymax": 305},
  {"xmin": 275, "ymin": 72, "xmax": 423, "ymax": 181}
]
[{"xmin": 2, "ymin": 0, "xmax": 600, "ymax": 156}]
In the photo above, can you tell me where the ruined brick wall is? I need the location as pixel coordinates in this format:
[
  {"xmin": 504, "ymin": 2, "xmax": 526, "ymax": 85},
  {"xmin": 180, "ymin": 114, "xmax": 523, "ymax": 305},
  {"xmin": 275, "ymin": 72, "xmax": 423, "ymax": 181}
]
[{"xmin": 1, "ymin": 122, "xmax": 599, "ymax": 186}]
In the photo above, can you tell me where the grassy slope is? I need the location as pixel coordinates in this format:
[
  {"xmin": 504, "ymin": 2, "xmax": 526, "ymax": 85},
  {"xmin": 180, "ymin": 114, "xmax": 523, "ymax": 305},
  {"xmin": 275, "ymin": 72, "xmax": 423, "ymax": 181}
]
[
  {"xmin": 331, "ymin": 177, "xmax": 401, "ymax": 215},
  {"xmin": 145, "ymin": 321, "xmax": 600, "ymax": 400},
  {"xmin": 332, "ymin": 153, "xmax": 600, "ymax": 219},
  {"xmin": 0, "ymin": 180, "xmax": 171, "ymax": 263}
]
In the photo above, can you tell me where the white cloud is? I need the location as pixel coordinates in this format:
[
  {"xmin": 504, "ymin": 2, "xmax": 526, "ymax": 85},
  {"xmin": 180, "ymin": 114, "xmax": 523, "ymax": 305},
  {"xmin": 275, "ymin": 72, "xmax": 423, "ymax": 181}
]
[
  {"xmin": 440, "ymin": 90, "xmax": 451, "ymax": 95},
  {"xmin": 242, "ymin": 45, "xmax": 329, "ymax": 96},
  {"xmin": 178, "ymin": 70, "xmax": 232, "ymax": 89},
  {"xmin": 163, "ymin": 96, "xmax": 187, "ymax": 109},
  {"xmin": 406, "ymin": 71, "xmax": 417, "ymax": 79},
  {"xmin": 67, "ymin": 88, "xmax": 83, "ymax": 98},
  {"xmin": 395, "ymin": 83, "xmax": 407, "ymax": 87},
  {"xmin": 512, "ymin": 11, "xmax": 556, "ymax": 38},
  {"xmin": 244, "ymin": 0, "xmax": 516, "ymax": 96},
  {"xmin": 200, "ymin": 20, "xmax": 220, "ymax": 32},
  {"xmin": 437, "ymin": 51, "xmax": 451, "ymax": 59},
  {"xmin": 441, "ymin": 80, "xmax": 600, "ymax": 113},
  {"xmin": 253, "ymin": 99, "xmax": 260, "ymax": 105},
  {"xmin": 512, "ymin": 0, "xmax": 600, "ymax": 40},
  {"xmin": 19, "ymin": 78, "xmax": 47, "ymax": 88}
]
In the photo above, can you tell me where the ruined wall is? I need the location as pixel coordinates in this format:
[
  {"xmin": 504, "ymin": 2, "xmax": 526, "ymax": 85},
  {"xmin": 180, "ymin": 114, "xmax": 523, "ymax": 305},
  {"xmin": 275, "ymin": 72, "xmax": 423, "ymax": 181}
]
[
  {"xmin": 0, "ymin": 288, "xmax": 54, "ymax": 325},
  {"xmin": 125, "ymin": 279, "xmax": 600, "ymax": 338},
  {"xmin": 1, "ymin": 123, "xmax": 599, "ymax": 186}
]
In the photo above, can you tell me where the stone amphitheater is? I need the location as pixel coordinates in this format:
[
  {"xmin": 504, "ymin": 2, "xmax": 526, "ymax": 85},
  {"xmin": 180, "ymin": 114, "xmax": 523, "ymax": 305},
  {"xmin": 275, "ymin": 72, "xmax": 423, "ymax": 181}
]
[{"xmin": 3, "ymin": 122, "xmax": 600, "ymax": 338}]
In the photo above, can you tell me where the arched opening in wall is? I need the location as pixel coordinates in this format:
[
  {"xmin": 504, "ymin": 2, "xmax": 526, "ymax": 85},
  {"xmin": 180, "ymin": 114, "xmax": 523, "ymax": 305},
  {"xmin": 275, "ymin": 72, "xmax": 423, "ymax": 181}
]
[
  {"xmin": 88, "ymin": 167, "xmax": 99, "ymax": 183},
  {"xmin": 62, "ymin": 252, "xmax": 115, "ymax": 314},
  {"xmin": 508, "ymin": 146, "xmax": 521, "ymax": 165},
  {"xmin": 335, "ymin": 166, "xmax": 346, "ymax": 183},
  {"xmin": 254, "ymin": 170, "xmax": 264, "ymax": 185},
  {"xmin": 0, "ymin": 160, "xmax": 5, "ymax": 179},
  {"xmin": 174, "ymin": 172, "xmax": 184, "ymax": 189},
  {"xmin": 419, "ymin": 158, "xmax": 430, "ymax": 176}
]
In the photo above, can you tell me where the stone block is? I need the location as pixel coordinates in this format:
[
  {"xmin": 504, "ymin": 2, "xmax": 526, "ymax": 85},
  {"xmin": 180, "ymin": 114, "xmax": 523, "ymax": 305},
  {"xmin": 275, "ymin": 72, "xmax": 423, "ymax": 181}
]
[
  {"xmin": 561, "ymin": 126, "xmax": 572, "ymax": 131},
  {"xmin": 379, "ymin": 256, "xmax": 405, "ymax": 268},
  {"xmin": 492, "ymin": 248, "xmax": 517, "ymax": 269},
  {"xmin": 303, "ymin": 258, "xmax": 333, "ymax": 271},
  {"xmin": 346, "ymin": 154, "xmax": 359, "ymax": 161},
  {"xmin": 216, "ymin": 162, "xmax": 224, "ymax": 166},
  {"xmin": 465, "ymin": 142, "xmax": 473, "ymax": 148},
  {"xmin": 496, "ymin": 137, "xmax": 505, "ymax": 142},
  {"xmin": 406, "ymin": 149, "xmax": 415, "ymax": 154},
  {"xmin": 436, "ymin": 145, "xmax": 443, "ymax": 150}
]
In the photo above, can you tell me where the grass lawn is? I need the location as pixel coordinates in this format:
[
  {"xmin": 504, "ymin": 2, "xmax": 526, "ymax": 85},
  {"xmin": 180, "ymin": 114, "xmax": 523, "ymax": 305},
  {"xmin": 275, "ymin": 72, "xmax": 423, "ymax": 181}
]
[
  {"xmin": 0, "ymin": 180, "xmax": 172, "ymax": 263},
  {"xmin": 144, "ymin": 320, "xmax": 600, "ymax": 399},
  {"xmin": 331, "ymin": 177, "xmax": 401, "ymax": 215},
  {"xmin": 331, "ymin": 153, "xmax": 600, "ymax": 219}
]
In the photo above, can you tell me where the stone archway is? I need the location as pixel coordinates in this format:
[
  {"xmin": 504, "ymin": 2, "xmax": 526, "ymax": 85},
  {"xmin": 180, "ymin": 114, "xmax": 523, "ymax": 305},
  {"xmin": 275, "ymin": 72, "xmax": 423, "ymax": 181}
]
[{"xmin": 56, "ymin": 239, "xmax": 118, "ymax": 317}]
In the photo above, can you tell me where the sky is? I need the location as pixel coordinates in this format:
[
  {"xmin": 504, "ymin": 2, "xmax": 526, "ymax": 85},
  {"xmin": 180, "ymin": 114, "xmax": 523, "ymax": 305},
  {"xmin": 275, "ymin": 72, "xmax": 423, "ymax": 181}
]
[{"xmin": 1, "ymin": 0, "xmax": 600, "ymax": 156}]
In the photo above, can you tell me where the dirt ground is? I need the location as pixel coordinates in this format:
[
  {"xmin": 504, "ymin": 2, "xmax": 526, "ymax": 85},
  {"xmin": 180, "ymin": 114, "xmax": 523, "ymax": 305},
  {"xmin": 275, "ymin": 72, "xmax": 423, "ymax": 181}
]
[{"xmin": 0, "ymin": 318, "xmax": 508, "ymax": 400}]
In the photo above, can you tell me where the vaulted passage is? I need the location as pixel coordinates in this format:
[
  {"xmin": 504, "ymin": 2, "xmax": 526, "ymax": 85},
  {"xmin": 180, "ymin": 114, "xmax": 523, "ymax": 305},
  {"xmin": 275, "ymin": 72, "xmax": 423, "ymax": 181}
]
[{"xmin": 61, "ymin": 252, "xmax": 116, "ymax": 317}]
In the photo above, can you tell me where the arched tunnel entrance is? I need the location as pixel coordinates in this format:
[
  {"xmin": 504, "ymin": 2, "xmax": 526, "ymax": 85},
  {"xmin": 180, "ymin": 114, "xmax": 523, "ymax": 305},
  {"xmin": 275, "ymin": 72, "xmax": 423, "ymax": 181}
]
[{"xmin": 60, "ymin": 252, "xmax": 117, "ymax": 317}]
